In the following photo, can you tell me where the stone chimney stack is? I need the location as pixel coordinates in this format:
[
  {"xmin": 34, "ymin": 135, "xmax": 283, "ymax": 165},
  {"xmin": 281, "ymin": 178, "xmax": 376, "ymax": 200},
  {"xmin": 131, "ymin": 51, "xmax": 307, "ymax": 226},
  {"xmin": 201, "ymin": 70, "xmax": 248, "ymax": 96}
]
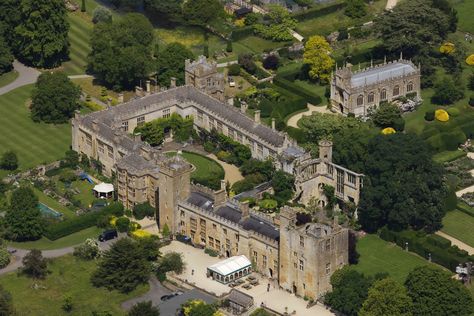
[
  {"xmin": 220, "ymin": 180, "xmax": 227, "ymax": 192},
  {"xmin": 92, "ymin": 119, "xmax": 99, "ymax": 132},
  {"xmin": 170, "ymin": 77, "xmax": 177, "ymax": 88},
  {"xmin": 241, "ymin": 200, "xmax": 250, "ymax": 219},
  {"xmin": 240, "ymin": 101, "xmax": 248, "ymax": 114},
  {"xmin": 135, "ymin": 86, "xmax": 143, "ymax": 97},
  {"xmin": 254, "ymin": 110, "xmax": 261, "ymax": 124},
  {"xmin": 146, "ymin": 80, "xmax": 151, "ymax": 95},
  {"xmin": 106, "ymin": 97, "xmax": 112, "ymax": 108},
  {"xmin": 117, "ymin": 93, "xmax": 124, "ymax": 104},
  {"xmin": 271, "ymin": 118, "xmax": 276, "ymax": 130},
  {"xmin": 134, "ymin": 132, "xmax": 141, "ymax": 142}
]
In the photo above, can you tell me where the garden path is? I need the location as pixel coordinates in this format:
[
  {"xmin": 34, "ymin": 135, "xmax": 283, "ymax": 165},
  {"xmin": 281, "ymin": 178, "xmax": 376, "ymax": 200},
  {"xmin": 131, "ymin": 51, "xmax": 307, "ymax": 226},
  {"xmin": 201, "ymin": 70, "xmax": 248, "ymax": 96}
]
[
  {"xmin": 206, "ymin": 153, "xmax": 244, "ymax": 185},
  {"xmin": 0, "ymin": 61, "xmax": 40, "ymax": 96},
  {"xmin": 436, "ymin": 231, "xmax": 474, "ymax": 255},
  {"xmin": 286, "ymin": 103, "xmax": 333, "ymax": 128}
]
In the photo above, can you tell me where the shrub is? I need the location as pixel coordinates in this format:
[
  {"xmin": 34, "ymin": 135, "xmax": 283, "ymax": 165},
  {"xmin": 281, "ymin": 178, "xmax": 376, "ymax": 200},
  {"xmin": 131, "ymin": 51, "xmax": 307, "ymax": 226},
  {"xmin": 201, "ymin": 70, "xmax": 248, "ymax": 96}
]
[
  {"xmin": 204, "ymin": 248, "xmax": 219, "ymax": 257},
  {"xmin": 259, "ymin": 199, "xmax": 278, "ymax": 210},
  {"xmin": 426, "ymin": 234, "xmax": 451, "ymax": 249},
  {"xmin": 228, "ymin": 64, "xmax": 241, "ymax": 76},
  {"xmin": 381, "ymin": 127, "xmax": 396, "ymax": 135},
  {"xmin": 469, "ymin": 96, "xmax": 474, "ymax": 107},
  {"xmin": 0, "ymin": 151, "xmax": 18, "ymax": 171},
  {"xmin": 133, "ymin": 203, "xmax": 155, "ymax": 220},
  {"xmin": 73, "ymin": 238, "xmax": 100, "ymax": 260},
  {"xmin": 203, "ymin": 141, "xmax": 216, "ymax": 153},
  {"xmin": 116, "ymin": 217, "xmax": 130, "ymax": 233},
  {"xmin": 263, "ymin": 55, "xmax": 279, "ymax": 70},
  {"xmin": 435, "ymin": 109, "xmax": 449, "ymax": 122},
  {"xmin": 0, "ymin": 247, "xmax": 10, "ymax": 268},
  {"xmin": 466, "ymin": 54, "xmax": 474, "ymax": 66},
  {"xmin": 424, "ymin": 110, "xmax": 435, "ymax": 121},
  {"xmin": 447, "ymin": 107, "xmax": 461, "ymax": 117},
  {"xmin": 130, "ymin": 229, "xmax": 152, "ymax": 239},
  {"xmin": 216, "ymin": 150, "xmax": 231, "ymax": 161}
]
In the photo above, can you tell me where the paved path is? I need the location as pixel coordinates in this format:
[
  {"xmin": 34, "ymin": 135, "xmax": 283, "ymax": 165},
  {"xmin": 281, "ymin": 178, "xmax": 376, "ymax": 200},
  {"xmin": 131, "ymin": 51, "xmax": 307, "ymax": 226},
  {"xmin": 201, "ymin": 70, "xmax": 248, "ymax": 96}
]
[
  {"xmin": 0, "ymin": 61, "xmax": 41, "ymax": 96},
  {"xmin": 217, "ymin": 60, "xmax": 237, "ymax": 68},
  {"xmin": 68, "ymin": 74, "xmax": 93, "ymax": 79},
  {"xmin": 121, "ymin": 276, "xmax": 171, "ymax": 310},
  {"xmin": 207, "ymin": 153, "xmax": 244, "ymax": 185},
  {"xmin": 385, "ymin": 0, "xmax": 398, "ymax": 10},
  {"xmin": 286, "ymin": 103, "xmax": 333, "ymax": 128},
  {"xmin": 436, "ymin": 231, "xmax": 474, "ymax": 255}
]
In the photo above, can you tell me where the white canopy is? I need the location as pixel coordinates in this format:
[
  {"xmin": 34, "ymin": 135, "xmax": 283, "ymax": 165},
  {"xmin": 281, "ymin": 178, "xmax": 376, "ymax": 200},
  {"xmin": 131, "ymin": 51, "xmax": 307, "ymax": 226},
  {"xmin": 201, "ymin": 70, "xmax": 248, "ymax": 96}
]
[
  {"xmin": 93, "ymin": 182, "xmax": 114, "ymax": 194},
  {"xmin": 208, "ymin": 255, "xmax": 252, "ymax": 276}
]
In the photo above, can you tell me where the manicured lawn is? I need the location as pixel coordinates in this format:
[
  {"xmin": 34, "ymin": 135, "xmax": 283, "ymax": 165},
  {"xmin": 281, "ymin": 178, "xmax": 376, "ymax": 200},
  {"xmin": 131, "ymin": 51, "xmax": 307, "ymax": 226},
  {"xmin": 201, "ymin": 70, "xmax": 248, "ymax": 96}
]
[
  {"xmin": 57, "ymin": 179, "xmax": 96, "ymax": 209},
  {"xmin": 433, "ymin": 150, "xmax": 467, "ymax": 163},
  {"xmin": 34, "ymin": 187, "xmax": 77, "ymax": 219},
  {"xmin": 166, "ymin": 151, "xmax": 225, "ymax": 180},
  {"xmin": 62, "ymin": 13, "xmax": 93, "ymax": 75},
  {"xmin": 234, "ymin": 36, "xmax": 291, "ymax": 54},
  {"xmin": 0, "ymin": 70, "xmax": 19, "ymax": 88},
  {"xmin": 0, "ymin": 255, "xmax": 148, "ymax": 315},
  {"xmin": 352, "ymin": 234, "xmax": 434, "ymax": 283},
  {"xmin": 442, "ymin": 210, "xmax": 474, "ymax": 247},
  {"xmin": 451, "ymin": 0, "xmax": 474, "ymax": 33},
  {"xmin": 0, "ymin": 85, "xmax": 71, "ymax": 176},
  {"xmin": 8, "ymin": 226, "xmax": 102, "ymax": 250}
]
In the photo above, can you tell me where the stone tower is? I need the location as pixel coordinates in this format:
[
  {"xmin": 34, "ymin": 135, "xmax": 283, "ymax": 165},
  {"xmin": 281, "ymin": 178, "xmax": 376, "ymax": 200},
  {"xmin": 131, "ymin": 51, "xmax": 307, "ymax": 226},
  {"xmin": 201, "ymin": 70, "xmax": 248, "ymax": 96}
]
[
  {"xmin": 318, "ymin": 140, "xmax": 333, "ymax": 162},
  {"xmin": 185, "ymin": 55, "xmax": 224, "ymax": 101},
  {"xmin": 157, "ymin": 155, "xmax": 192, "ymax": 231}
]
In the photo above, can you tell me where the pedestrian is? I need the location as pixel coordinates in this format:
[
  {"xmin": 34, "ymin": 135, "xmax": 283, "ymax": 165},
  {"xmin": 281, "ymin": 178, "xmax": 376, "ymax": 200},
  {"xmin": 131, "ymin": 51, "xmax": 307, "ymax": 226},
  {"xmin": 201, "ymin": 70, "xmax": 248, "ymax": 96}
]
[
  {"xmin": 192, "ymin": 269, "xmax": 194, "ymax": 275},
  {"xmin": 267, "ymin": 283, "xmax": 270, "ymax": 292}
]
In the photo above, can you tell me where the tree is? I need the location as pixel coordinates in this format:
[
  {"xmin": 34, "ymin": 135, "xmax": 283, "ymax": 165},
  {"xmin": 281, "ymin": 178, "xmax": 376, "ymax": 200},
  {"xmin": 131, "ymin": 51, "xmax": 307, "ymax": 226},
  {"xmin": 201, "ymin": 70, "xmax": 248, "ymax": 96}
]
[
  {"xmin": 405, "ymin": 265, "xmax": 473, "ymax": 316},
  {"xmin": 133, "ymin": 203, "xmax": 155, "ymax": 220},
  {"xmin": 182, "ymin": 0, "xmax": 224, "ymax": 26},
  {"xmin": 370, "ymin": 102, "xmax": 404, "ymax": 131},
  {"xmin": 31, "ymin": 72, "xmax": 81, "ymax": 124},
  {"xmin": 0, "ymin": 285, "xmax": 15, "ymax": 316},
  {"xmin": 92, "ymin": 6, "xmax": 113, "ymax": 24},
  {"xmin": 0, "ymin": 36, "xmax": 13, "ymax": 75},
  {"xmin": 431, "ymin": 76, "xmax": 464, "ymax": 105},
  {"xmin": 303, "ymin": 35, "xmax": 335, "ymax": 82},
  {"xmin": 227, "ymin": 64, "xmax": 240, "ymax": 76},
  {"xmin": 226, "ymin": 40, "xmax": 233, "ymax": 53},
  {"xmin": 22, "ymin": 249, "xmax": 48, "ymax": 278},
  {"xmin": 13, "ymin": 0, "xmax": 69, "ymax": 68},
  {"xmin": 62, "ymin": 295, "xmax": 73, "ymax": 312},
  {"xmin": 203, "ymin": 43, "xmax": 209, "ymax": 58},
  {"xmin": 263, "ymin": 55, "xmax": 279, "ymax": 70},
  {"xmin": 0, "ymin": 151, "xmax": 18, "ymax": 171},
  {"xmin": 358, "ymin": 134, "xmax": 448, "ymax": 233},
  {"xmin": 344, "ymin": 0, "xmax": 367, "ymax": 18},
  {"xmin": 91, "ymin": 238, "xmax": 151, "ymax": 293},
  {"xmin": 0, "ymin": 0, "xmax": 21, "ymax": 45},
  {"xmin": 62, "ymin": 150, "xmax": 79, "ymax": 168},
  {"xmin": 271, "ymin": 171, "xmax": 294, "ymax": 203},
  {"xmin": 144, "ymin": 0, "xmax": 183, "ymax": 23},
  {"xmin": 129, "ymin": 301, "xmax": 160, "ymax": 316},
  {"xmin": 359, "ymin": 278, "xmax": 413, "ymax": 316},
  {"xmin": 73, "ymin": 238, "xmax": 100, "ymax": 260},
  {"xmin": 238, "ymin": 53, "xmax": 257, "ymax": 74},
  {"xmin": 161, "ymin": 223, "xmax": 171, "ymax": 238},
  {"xmin": 115, "ymin": 217, "xmax": 130, "ymax": 233},
  {"xmin": 81, "ymin": 0, "xmax": 86, "ymax": 12},
  {"xmin": 138, "ymin": 237, "xmax": 161, "ymax": 261},
  {"xmin": 157, "ymin": 252, "xmax": 185, "ymax": 274},
  {"xmin": 156, "ymin": 43, "xmax": 194, "ymax": 87},
  {"xmin": 0, "ymin": 246, "xmax": 10, "ymax": 269},
  {"xmin": 182, "ymin": 300, "xmax": 221, "ymax": 316},
  {"xmin": 253, "ymin": 5, "xmax": 296, "ymax": 41},
  {"xmin": 88, "ymin": 13, "xmax": 154, "ymax": 89},
  {"xmin": 469, "ymin": 73, "xmax": 474, "ymax": 91},
  {"xmin": 5, "ymin": 187, "xmax": 43, "ymax": 241}
]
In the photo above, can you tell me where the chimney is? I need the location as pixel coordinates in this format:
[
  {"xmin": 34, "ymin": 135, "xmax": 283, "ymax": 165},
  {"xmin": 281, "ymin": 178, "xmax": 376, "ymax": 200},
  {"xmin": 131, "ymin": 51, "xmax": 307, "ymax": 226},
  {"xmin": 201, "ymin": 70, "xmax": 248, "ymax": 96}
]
[
  {"xmin": 107, "ymin": 97, "xmax": 112, "ymax": 108},
  {"xmin": 117, "ymin": 93, "xmax": 124, "ymax": 104},
  {"xmin": 220, "ymin": 180, "xmax": 227, "ymax": 192},
  {"xmin": 240, "ymin": 101, "xmax": 248, "ymax": 114},
  {"xmin": 113, "ymin": 130, "xmax": 121, "ymax": 144},
  {"xmin": 254, "ymin": 110, "xmax": 261, "ymax": 124},
  {"xmin": 134, "ymin": 132, "xmax": 141, "ymax": 142},
  {"xmin": 170, "ymin": 77, "xmax": 177, "ymax": 88},
  {"xmin": 271, "ymin": 118, "xmax": 276, "ymax": 130},
  {"xmin": 135, "ymin": 86, "xmax": 143, "ymax": 96},
  {"xmin": 241, "ymin": 200, "xmax": 250, "ymax": 219},
  {"xmin": 146, "ymin": 80, "xmax": 151, "ymax": 94},
  {"xmin": 92, "ymin": 119, "xmax": 99, "ymax": 132}
]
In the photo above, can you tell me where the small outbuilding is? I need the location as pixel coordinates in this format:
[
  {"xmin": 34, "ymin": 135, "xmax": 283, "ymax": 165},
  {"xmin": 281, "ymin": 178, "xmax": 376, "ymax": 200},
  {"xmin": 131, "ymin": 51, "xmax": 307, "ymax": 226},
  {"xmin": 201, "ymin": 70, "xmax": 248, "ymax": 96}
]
[
  {"xmin": 207, "ymin": 255, "xmax": 252, "ymax": 284},
  {"xmin": 228, "ymin": 289, "xmax": 254, "ymax": 314},
  {"xmin": 92, "ymin": 182, "xmax": 114, "ymax": 199}
]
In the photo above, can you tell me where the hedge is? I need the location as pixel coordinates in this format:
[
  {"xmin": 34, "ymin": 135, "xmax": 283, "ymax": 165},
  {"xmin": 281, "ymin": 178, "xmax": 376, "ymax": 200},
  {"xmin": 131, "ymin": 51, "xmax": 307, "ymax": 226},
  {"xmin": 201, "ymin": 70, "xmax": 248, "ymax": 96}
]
[
  {"xmin": 379, "ymin": 227, "xmax": 473, "ymax": 271},
  {"xmin": 44, "ymin": 203, "xmax": 124, "ymax": 240},
  {"xmin": 456, "ymin": 202, "xmax": 474, "ymax": 217},
  {"xmin": 273, "ymin": 76, "xmax": 322, "ymax": 105},
  {"xmin": 292, "ymin": 2, "xmax": 346, "ymax": 22},
  {"xmin": 285, "ymin": 126, "xmax": 308, "ymax": 143},
  {"xmin": 231, "ymin": 26, "xmax": 254, "ymax": 41}
]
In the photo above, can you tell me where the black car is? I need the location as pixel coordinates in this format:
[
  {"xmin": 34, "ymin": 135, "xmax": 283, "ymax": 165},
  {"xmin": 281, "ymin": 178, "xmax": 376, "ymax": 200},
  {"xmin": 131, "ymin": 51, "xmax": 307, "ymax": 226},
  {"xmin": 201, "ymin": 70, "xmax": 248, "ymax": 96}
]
[
  {"xmin": 160, "ymin": 291, "xmax": 184, "ymax": 301},
  {"xmin": 98, "ymin": 229, "xmax": 118, "ymax": 242}
]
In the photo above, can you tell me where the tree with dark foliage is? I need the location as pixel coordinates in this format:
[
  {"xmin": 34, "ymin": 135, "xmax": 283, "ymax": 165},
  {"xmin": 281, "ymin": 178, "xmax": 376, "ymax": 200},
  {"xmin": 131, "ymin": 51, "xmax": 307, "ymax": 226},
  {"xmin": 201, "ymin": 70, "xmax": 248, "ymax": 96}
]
[{"xmin": 22, "ymin": 249, "xmax": 48, "ymax": 279}]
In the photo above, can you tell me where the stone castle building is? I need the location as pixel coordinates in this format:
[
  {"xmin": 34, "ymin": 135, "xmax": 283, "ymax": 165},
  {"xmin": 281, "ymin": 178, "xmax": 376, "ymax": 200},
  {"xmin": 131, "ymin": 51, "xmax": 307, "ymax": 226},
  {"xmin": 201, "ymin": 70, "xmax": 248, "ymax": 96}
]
[
  {"xmin": 71, "ymin": 56, "xmax": 360, "ymax": 299},
  {"xmin": 185, "ymin": 56, "xmax": 225, "ymax": 101},
  {"xmin": 330, "ymin": 57, "xmax": 421, "ymax": 117}
]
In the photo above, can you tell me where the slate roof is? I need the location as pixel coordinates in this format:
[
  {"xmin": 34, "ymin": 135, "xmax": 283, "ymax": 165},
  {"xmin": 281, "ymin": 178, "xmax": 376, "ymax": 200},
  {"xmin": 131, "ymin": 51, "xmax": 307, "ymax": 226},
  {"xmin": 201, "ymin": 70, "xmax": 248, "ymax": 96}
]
[
  {"xmin": 115, "ymin": 153, "xmax": 159, "ymax": 176},
  {"xmin": 158, "ymin": 289, "xmax": 215, "ymax": 316},
  {"xmin": 187, "ymin": 192, "xmax": 214, "ymax": 211},
  {"xmin": 350, "ymin": 62, "xmax": 418, "ymax": 88},
  {"xmin": 228, "ymin": 289, "xmax": 254, "ymax": 307}
]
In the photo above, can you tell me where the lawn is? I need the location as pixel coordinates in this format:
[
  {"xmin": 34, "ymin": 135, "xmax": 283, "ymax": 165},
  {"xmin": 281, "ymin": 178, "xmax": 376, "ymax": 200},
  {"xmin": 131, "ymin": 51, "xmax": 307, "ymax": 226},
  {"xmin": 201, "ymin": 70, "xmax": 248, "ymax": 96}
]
[
  {"xmin": 8, "ymin": 226, "xmax": 102, "ymax": 250},
  {"xmin": 0, "ymin": 255, "xmax": 148, "ymax": 315},
  {"xmin": 61, "ymin": 13, "xmax": 93, "ymax": 75},
  {"xmin": 166, "ymin": 151, "xmax": 225, "ymax": 181},
  {"xmin": 0, "ymin": 70, "xmax": 19, "ymax": 88},
  {"xmin": 33, "ymin": 187, "xmax": 77, "ymax": 219},
  {"xmin": 352, "ymin": 234, "xmax": 435, "ymax": 283},
  {"xmin": 0, "ymin": 85, "xmax": 71, "ymax": 176},
  {"xmin": 442, "ymin": 210, "xmax": 474, "ymax": 247},
  {"xmin": 451, "ymin": 0, "xmax": 474, "ymax": 33},
  {"xmin": 57, "ymin": 179, "xmax": 96, "ymax": 209}
]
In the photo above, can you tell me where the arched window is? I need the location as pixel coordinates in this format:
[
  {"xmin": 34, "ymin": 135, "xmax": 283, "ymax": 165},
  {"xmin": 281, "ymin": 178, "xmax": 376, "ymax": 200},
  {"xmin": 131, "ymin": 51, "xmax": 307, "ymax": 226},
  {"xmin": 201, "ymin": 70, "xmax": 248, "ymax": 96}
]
[
  {"xmin": 407, "ymin": 81, "xmax": 413, "ymax": 92},
  {"xmin": 357, "ymin": 95, "xmax": 364, "ymax": 106},
  {"xmin": 393, "ymin": 85, "xmax": 400, "ymax": 96},
  {"xmin": 380, "ymin": 89, "xmax": 387, "ymax": 100},
  {"xmin": 368, "ymin": 92, "xmax": 375, "ymax": 103}
]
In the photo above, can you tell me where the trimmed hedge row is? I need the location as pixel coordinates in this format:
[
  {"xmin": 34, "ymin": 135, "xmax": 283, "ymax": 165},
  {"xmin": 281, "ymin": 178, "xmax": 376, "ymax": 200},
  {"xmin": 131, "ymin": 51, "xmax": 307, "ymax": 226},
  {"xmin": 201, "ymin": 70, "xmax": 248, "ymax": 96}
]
[
  {"xmin": 44, "ymin": 203, "xmax": 124, "ymax": 240},
  {"xmin": 456, "ymin": 202, "xmax": 474, "ymax": 217},
  {"xmin": 292, "ymin": 2, "xmax": 346, "ymax": 22},
  {"xmin": 379, "ymin": 227, "xmax": 474, "ymax": 271}
]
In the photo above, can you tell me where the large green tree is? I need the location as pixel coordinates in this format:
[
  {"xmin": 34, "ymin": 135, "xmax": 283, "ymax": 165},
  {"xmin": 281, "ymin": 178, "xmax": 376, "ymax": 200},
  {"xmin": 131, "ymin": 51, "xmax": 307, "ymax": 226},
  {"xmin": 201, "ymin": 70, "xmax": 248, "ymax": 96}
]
[
  {"xmin": 369, "ymin": 102, "xmax": 405, "ymax": 131},
  {"xmin": 253, "ymin": 5, "xmax": 297, "ymax": 41},
  {"xmin": 431, "ymin": 76, "xmax": 464, "ymax": 105},
  {"xmin": 182, "ymin": 0, "xmax": 223, "ymax": 26},
  {"xmin": 4, "ymin": 187, "xmax": 44, "ymax": 241},
  {"xmin": 344, "ymin": 0, "xmax": 367, "ymax": 18},
  {"xmin": 91, "ymin": 238, "xmax": 151, "ymax": 293},
  {"xmin": 144, "ymin": 0, "xmax": 183, "ymax": 23},
  {"xmin": 0, "ymin": 36, "xmax": 13, "ymax": 75},
  {"xmin": 156, "ymin": 43, "xmax": 194, "ymax": 87},
  {"xmin": 31, "ymin": 72, "xmax": 81, "ymax": 124},
  {"xmin": 0, "ymin": 151, "xmax": 18, "ymax": 171},
  {"xmin": 405, "ymin": 266, "xmax": 473, "ymax": 316},
  {"xmin": 88, "ymin": 13, "xmax": 154, "ymax": 89},
  {"xmin": 0, "ymin": 0, "xmax": 21, "ymax": 45},
  {"xmin": 22, "ymin": 249, "xmax": 48, "ymax": 278},
  {"xmin": 13, "ymin": 0, "xmax": 69, "ymax": 67},
  {"xmin": 358, "ymin": 134, "xmax": 448, "ymax": 233},
  {"xmin": 359, "ymin": 278, "xmax": 413, "ymax": 316}
]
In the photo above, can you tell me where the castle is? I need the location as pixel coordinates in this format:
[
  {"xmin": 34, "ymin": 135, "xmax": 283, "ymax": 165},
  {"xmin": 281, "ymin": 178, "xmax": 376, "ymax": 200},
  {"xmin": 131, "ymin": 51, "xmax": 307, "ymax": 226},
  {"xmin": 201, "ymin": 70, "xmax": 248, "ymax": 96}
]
[
  {"xmin": 71, "ymin": 56, "xmax": 361, "ymax": 299},
  {"xmin": 330, "ymin": 57, "xmax": 421, "ymax": 117}
]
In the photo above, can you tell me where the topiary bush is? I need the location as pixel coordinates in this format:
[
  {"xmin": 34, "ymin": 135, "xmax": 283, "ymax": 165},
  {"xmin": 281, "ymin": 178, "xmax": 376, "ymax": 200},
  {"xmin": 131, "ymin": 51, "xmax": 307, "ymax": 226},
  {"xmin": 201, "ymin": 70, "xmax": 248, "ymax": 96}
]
[
  {"xmin": 115, "ymin": 217, "xmax": 130, "ymax": 233},
  {"xmin": 0, "ymin": 247, "xmax": 10, "ymax": 268},
  {"xmin": 424, "ymin": 110, "xmax": 435, "ymax": 121}
]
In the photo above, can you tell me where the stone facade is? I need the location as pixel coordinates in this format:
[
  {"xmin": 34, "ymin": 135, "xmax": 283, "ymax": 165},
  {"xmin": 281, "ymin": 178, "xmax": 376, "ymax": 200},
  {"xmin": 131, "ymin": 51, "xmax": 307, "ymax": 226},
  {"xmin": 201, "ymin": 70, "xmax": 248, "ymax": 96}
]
[
  {"xmin": 185, "ymin": 56, "xmax": 224, "ymax": 101},
  {"xmin": 330, "ymin": 57, "xmax": 421, "ymax": 117}
]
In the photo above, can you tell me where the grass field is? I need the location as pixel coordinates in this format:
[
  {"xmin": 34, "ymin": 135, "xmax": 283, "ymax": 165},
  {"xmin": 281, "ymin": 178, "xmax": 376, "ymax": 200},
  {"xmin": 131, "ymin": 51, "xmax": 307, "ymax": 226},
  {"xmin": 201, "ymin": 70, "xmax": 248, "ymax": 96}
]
[
  {"xmin": 0, "ymin": 85, "xmax": 71, "ymax": 176},
  {"xmin": 0, "ymin": 71, "xmax": 19, "ymax": 88},
  {"xmin": 451, "ymin": 0, "xmax": 474, "ymax": 33},
  {"xmin": 0, "ymin": 255, "xmax": 148, "ymax": 315},
  {"xmin": 61, "ymin": 13, "xmax": 93, "ymax": 75},
  {"xmin": 8, "ymin": 226, "xmax": 102, "ymax": 250},
  {"xmin": 352, "ymin": 234, "xmax": 434, "ymax": 283},
  {"xmin": 442, "ymin": 210, "xmax": 474, "ymax": 247},
  {"xmin": 166, "ymin": 151, "xmax": 225, "ymax": 181}
]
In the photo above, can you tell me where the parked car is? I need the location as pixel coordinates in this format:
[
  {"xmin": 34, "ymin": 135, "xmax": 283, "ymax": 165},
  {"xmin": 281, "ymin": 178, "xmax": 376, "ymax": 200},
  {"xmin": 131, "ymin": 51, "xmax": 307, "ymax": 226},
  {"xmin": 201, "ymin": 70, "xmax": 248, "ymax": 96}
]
[
  {"xmin": 98, "ymin": 229, "xmax": 118, "ymax": 242},
  {"xmin": 176, "ymin": 234, "xmax": 192, "ymax": 245},
  {"xmin": 160, "ymin": 291, "xmax": 184, "ymax": 301}
]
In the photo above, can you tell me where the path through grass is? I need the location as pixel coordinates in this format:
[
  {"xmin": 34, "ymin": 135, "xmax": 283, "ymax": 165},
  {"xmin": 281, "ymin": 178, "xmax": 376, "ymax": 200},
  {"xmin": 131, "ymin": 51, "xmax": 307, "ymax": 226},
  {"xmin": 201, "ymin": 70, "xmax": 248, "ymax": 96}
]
[{"xmin": 0, "ymin": 71, "xmax": 19, "ymax": 88}]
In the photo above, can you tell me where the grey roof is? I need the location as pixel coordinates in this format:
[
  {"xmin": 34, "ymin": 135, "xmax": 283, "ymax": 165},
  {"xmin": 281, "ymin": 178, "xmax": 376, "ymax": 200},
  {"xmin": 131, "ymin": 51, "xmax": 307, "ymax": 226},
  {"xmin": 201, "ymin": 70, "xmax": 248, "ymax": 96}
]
[
  {"xmin": 350, "ymin": 62, "xmax": 417, "ymax": 88},
  {"xmin": 187, "ymin": 192, "xmax": 214, "ymax": 211},
  {"xmin": 242, "ymin": 215, "xmax": 280, "ymax": 241},
  {"xmin": 229, "ymin": 289, "xmax": 254, "ymax": 307},
  {"xmin": 282, "ymin": 146, "xmax": 306, "ymax": 159},
  {"xmin": 116, "ymin": 153, "xmax": 159, "ymax": 175},
  {"xmin": 158, "ymin": 289, "xmax": 215, "ymax": 316},
  {"xmin": 233, "ymin": 181, "xmax": 272, "ymax": 201}
]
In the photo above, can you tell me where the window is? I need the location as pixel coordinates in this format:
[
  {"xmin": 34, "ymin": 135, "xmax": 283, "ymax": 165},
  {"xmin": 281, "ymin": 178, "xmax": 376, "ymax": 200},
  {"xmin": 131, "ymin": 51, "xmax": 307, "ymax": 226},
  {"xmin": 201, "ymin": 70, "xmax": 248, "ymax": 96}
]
[
  {"xmin": 207, "ymin": 78, "xmax": 211, "ymax": 86},
  {"xmin": 137, "ymin": 116, "xmax": 145, "ymax": 126},
  {"xmin": 235, "ymin": 234, "xmax": 239, "ymax": 242},
  {"xmin": 336, "ymin": 169, "xmax": 344, "ymax": 195},
  {"xmin": 163, "ymin": 109, "xmax": 170, "ymax": 118},
  {"xmin": 300, "ymin": 236, "xmax": 305, "ymax": 247},
  {"xmin": 325, "ymin": 239, "xmax": 331, "ymax": 251},
  {"xmin": 107, "ymin": 146, "xmax": 114, "ymax": 159},
  {"xmin": 407, "ymin": 81, "xmax": 414, "ymax": 92},
  {"xmin": 85, "ymin": 134, "xmax": 92, "ymax": 147},
  {"xmin": 262, "ymin": 255, "xmax": 267, "ymax": 267},
  {"xmin": 209, "ymin": 237, "xmax": 214, "ymax": 248},
  {"xmin": 393, "ymin": 85, "xmax": 400, "ymax": 96},
  {"xmin": 253, "ymin": 251, "xmax": 258, "ymax": 262},
  {"xmin": 348, "ymin": 173, "xmax": 356, "ymax": 185},
  {"xmin": 122, "ymin": 121, "xmax": 129, "ymax": 132},
  {"xmin": 180, "ymin": 210, "xmax": 185, "ymax": 217},
  {"xmin": 299, "ymin": 260, "xmax": 304, "ymax": 271},
  {"xmin": 212, "ymin": 223, "xmax": 217, "ymax": 229},
  {"xmin": 356, "ymin": 95, "xmax": 364, "ymax": 106},
  {"xmin": 368, "ymin": 92, "xmax": 375, "ymax": 103},
  {"xmin": 197, "ymin": 111, "xmax": 203, "ymax": 122},
  {"xmin": 223, "ymin": 228, "xmax": 227, "ymax": 235},
  {"xmin": 180, "ymin": 220, "xmax": 185, "ymax": 227},
  {"xmin": 380, "ymin": 89, "xmax": 387, "ymax": 101},
  {"xmin": 98, "ymin": 141, "xmax": 105, "ymax": 154},
  {"xmin": 215, "ymin": 239, "xmax": 220, "ymax": 249},
  {"xmin": 217, "ymin": 121, "xmax": 223, "ymax": 133},
  {"xmin": 293, "ymin": 251, "xmax": 297, "ymax": 257},
  {"xmin": 327, "ymin": 164, "xmax": 334, "ymax": 176},
  {"xmin": 326, "ymin": 263, "xmax": 331, "ymax": 275}
]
